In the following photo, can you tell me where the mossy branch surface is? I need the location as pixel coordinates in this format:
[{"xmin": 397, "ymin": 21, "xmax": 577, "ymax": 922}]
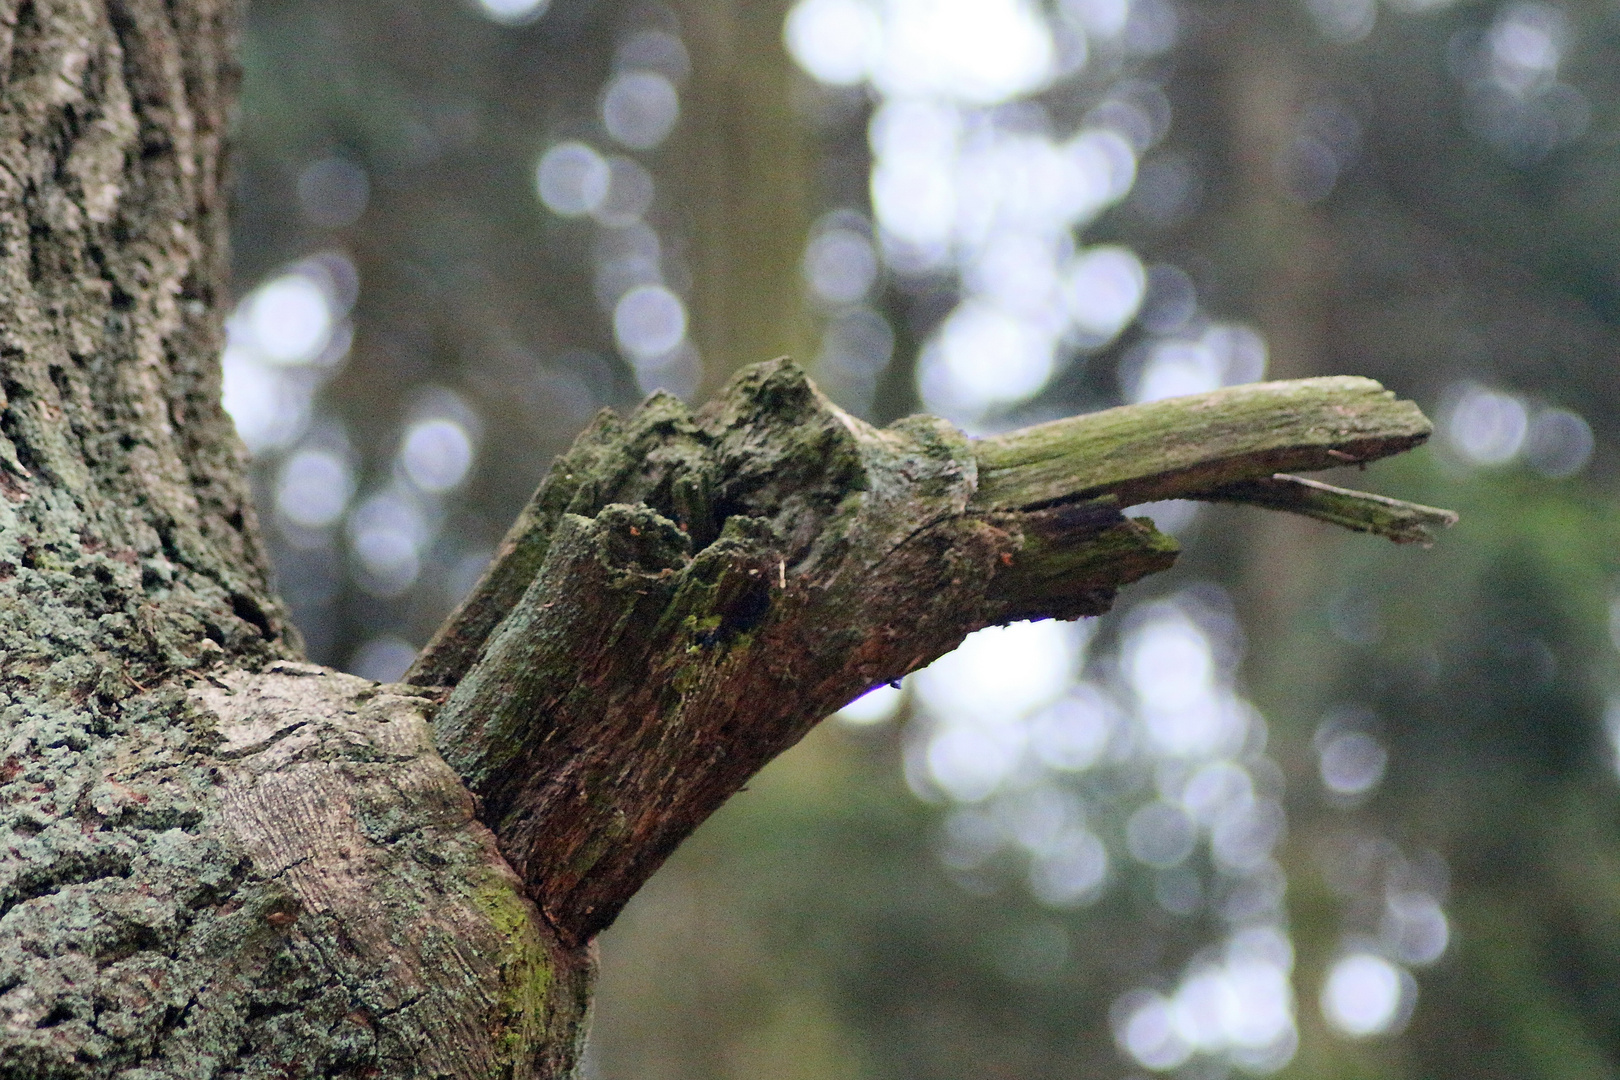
[
  {"xmin": 970, "ymin": 376, "xmax": 1433, "ymax": 510},
  {"xmin": 0, "ymin": 6, "xmax": 1446, "ymax": 1077},
  {"xmin": 423, "ymin": 360, "xmax": 1448, "ymax": 946}
]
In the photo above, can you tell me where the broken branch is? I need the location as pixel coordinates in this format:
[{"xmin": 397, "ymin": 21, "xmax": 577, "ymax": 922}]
[{"xmin": 416, "ymin": 361, "xmax": 1450, "ymax": 943}]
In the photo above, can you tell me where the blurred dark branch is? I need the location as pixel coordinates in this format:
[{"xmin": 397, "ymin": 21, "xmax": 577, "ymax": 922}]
[{"xmin": 415, "ymin": 360, "xmax": 1449, "ymax": 944}]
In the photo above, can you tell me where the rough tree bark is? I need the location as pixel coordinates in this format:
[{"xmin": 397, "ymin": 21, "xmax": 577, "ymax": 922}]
[{"xmin": 0, "ymin": 3, "xmax": 1452, "ymax": 1077}]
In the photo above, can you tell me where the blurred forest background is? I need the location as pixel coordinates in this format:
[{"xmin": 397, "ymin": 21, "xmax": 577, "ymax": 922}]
[{"xmin": 222, "ymin": 0, "xmax": 1620, "ymax": 1074}]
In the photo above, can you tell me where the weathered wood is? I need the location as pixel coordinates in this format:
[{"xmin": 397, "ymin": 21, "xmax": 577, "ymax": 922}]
[
  {"xmin": 1195, "ymin": 473, "xmax": 1458, "ymax": 545},
  {"xmin": 410, "ymin": 396, "xmax": 712, "ymax": 689},
  {"xmin": 429, "ymin": 361, "xmax": 1172, "ymax": 943},
  {"xmin": 0, "ymin": 3, "xmax": 584, "ymax": 1076},
  {"xmin": 970, "ymin": 376, "xmax": 1432, "ymax": 510},
  {"xmin": 425, "ymin": 360, "xmax": 1446, "ymax": 947},
  {"xmin": 420, "ymin": 374, "xmax": 1442, "ymax": 701}
]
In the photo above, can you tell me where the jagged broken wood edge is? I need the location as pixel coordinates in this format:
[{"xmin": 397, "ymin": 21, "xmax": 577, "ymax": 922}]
[
  {"xmin": 417, "ymin": 372, "xmax": 1445, "ymax": 686},
  {"xmin": 418, "ymin": 360, "xmax": 1177, "ymax": 942}
]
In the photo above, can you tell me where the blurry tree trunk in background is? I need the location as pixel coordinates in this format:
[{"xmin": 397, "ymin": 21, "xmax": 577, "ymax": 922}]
[
  {"xmin": 1208, "ymin": 13, "xmax": 1337, "ymax": 637},
  {"xmin": 1210, "ymin": 10, "xmax": 1330, "ymax": 386},
  {"xmin": 1141, "ymin": 7, "xmax": 1620, "ymax": 1070},
  {"xmin": 668, "ymin": 0, "xmax": 816, "ymax": 400}
]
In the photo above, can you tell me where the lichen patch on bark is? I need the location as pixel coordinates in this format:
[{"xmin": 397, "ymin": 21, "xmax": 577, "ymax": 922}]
[
  {"xmin": 196, "ymin": 665, "xmax": 583, "ymax": 1080},
  {"xmin": 0, "ymin": 0, "xmax": 601, "ymax": 1072}
]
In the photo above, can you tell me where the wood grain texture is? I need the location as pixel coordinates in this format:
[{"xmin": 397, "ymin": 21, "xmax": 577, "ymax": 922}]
[
  {"xmin": 421, "ymin": 363, "xmax": 1447, "ymax": 948},
  {"xmin": 201, "ymin": 666, "xmax": 590, "ymax": 1080}
]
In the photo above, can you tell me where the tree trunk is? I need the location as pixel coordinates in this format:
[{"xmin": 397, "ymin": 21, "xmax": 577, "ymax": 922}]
[
  {"xmin": 0, "ymin": 3, "xmax": 1448, "ymax": 1077},
  {"xmin": 0, "ymin": 2, "xmax": 590, "ymax": 1076}
]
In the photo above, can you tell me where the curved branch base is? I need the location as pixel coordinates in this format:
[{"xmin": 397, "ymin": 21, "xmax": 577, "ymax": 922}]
[{"xmin": 427, "ymin": 362, "xmax": 1179, "ymax": 945}]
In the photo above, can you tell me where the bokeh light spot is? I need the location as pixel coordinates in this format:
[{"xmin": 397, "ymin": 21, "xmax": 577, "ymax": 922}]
[
  {"xmin": 613, "ymin": 284, "xmax": 688, "ymax": 362},
  {"xmin": 348, "ymin": 490, "xmax": 431, "ymax": 597},
  {"xmin": 1317, "ymin": 731, "xmax": 1388, "ymax": 796},
  {"xmin": 1181, "ymin": 760, "xmax": 1254, "ymax": 827},
  {"xmin": 838, "ymin": 683, "xmax": 904, "ymax": 725},
  {"xmin": 222, "ymin": 347, "xmax": 309, "ymax": 454},
  {"xmin": 1280, "ymin": 135, "xmax": 1339, "ymax": 204},
  {"xmin": 804, "ymin": 227, "xmax": 879, "ymax": 304},
  {"xmin": 1523, "ymin": 407, "xmax": 1593, "ymax": 478},
  {"xmin": 1386, "ymin": 892, "xmax": 1450, "ymax": 966},
  {"xmin": 1029, "ymin": 686, "xmax": 1116, "ymax": 771},
  {"xmin": 1210, "ymin": 798, "xmax": 1286, "ymax": 872},
  {"xmin": 1322, "ymin": 953, "xmax": 1407, "ymax": 1037},
  {"xmin": 276, "ymin": 449, "xmax": 354, "ymax": 529},
  {"xmin": 537, "ymin": 142, "xmax": 610, "ymax": 217},
  {"xmin": 602, "ymin": 71, "xmax": 680, "ymax": 150},
  {"xmin": 1126, "ymin": 614, "xmax": 1213, "ymax": 713},
  {"xmin": 917, "ymin": 621, "xmax": 1079, "ymax": 727},
  {"xmin": 297, "ymin": 157, "xmax": 369, "ymax": 228},
  {"xmin": 591, "ymin": 156, "xmax": 656, "ymax": 226},
  {"xmin": 1063, "ymin": 245, "xmax": 1146, "ymax": 342},
  {"xmin": 615, "ymin": 30, "xmax": 691, "ymax": 82},
  {"xmin": 1446, "ymin": 384, "xmax": 1528, "ymax": 465},
  {"xmin": 785, "ymin": 0, "xmax": 882, "ymax": 85},
  {"xmin": 917, "ymin": 301, "xmax": 1058, "ymax": 420},
  {"xmin": 816, "ymin": 306, "xmax": 895, "ymax": 410},
  {"xmin": 1307, "ymin": 0, "xmax": 1376, "ymax": 43},
  {"xmin": 349, "ymin": 636, "xmax": 418, "ymax": 683},
  {"xmin": 1028, "ymin": 829, "xmax": 1109, "ymax": 906},
  {"xmin": 247, "ymin": 275, "xmax": 335, "ymax": 366},
  {"xmin": 1117, "ymin": 992, "xmax": 1194, "ymax": 1071},
  {"xmin": 400, "ymin": 418, "xmax": 474, "ymax": 494},
  {"xmin": 1126, "ymin": 801, "xmax": 1197, "ymax": 868},
  {"xmin": 788, "ymin": 0, "xmax": 1058, "ymax": 103},
  {"xmin": 475, "ymin": 0, "xmax": 549, "ymax": 26}
]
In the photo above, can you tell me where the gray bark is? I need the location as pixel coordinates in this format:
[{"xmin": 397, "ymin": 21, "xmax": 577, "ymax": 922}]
[{"xmin": 0, "ymin": 3, "xmax": 1447, "ymax": 1077}]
